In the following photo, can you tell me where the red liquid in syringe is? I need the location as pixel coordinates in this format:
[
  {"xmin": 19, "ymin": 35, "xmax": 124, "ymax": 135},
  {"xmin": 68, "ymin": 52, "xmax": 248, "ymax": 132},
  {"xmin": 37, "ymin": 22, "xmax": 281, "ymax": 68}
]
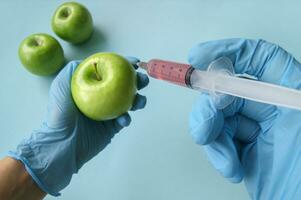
[{"xmin": 144, "ymin": 59, "xmax": 194, "ymax": 87}]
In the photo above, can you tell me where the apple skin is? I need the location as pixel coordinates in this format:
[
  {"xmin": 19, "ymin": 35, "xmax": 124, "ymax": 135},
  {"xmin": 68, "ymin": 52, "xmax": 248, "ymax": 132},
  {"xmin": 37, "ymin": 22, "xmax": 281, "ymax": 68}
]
[
  {"xmin": 52, "ymin": 2, "xmax": 93, "ymax": 44},
  {"xmin": 18, "ymin": 33, "xmax": 64, "ymax": 76},
  {"xmin": 71, "ymin": 53, "xmax": 137, "ymax": 121}
]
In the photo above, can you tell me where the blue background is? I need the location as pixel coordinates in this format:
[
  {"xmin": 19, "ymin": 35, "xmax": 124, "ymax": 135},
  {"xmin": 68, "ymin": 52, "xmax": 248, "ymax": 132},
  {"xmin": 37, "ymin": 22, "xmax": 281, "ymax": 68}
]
[{"xmin": 1, "ymin": 0, "xmax": 301, "ymax": 199}]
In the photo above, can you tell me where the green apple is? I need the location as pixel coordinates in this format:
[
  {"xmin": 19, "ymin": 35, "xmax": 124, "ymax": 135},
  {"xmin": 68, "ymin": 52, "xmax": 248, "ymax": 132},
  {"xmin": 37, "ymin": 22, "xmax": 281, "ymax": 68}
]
[
  {"xmin": 18, "ymin": 33, "xmax": 64, "ymax": 76},
  {"xmin": 52, "ymin": 2, "xmax": 93, "ymax": 44},
  {"xmin": 71, "ymin": 53, "xmax": 137, "ymax": 121}
]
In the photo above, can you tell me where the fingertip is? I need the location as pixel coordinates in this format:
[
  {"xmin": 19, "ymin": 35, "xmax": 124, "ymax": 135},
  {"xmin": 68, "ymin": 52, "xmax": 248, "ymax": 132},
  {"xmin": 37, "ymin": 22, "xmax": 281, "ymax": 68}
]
[
  {"xmin": 70, "ymin": 60, "xmax": 82, "ymax": 65},
  {"xmin": 126, "ymin": 56, "xmax": 140, "ymax": 64},
  {"xmin": 131, "ymin": 94, "xmax": 147, "ymax": 111},
  {"xmin": 58, "ymin": 60, "xmax": 82, "ymax": 79},
  {"xmin": 137, "ymin": 72, "xmax": 149, "ymax": 90},
  {"xmin": 227, "ymin": 173, "xmax": 243, "ymax": 183},
  {"xmin": 50, "ymin": 60, "xmax": 82, "ymax": 93},
  {"xmin": 68, "ymin": 60, "xmax": 82, "ymax": 71},
  {"xmin": 116, "ymin": 113, "xmax": 131, "ymax": 127},
  {"xmin": 222, "ymin": 163, "xmax": 244, "ymax": 183}
]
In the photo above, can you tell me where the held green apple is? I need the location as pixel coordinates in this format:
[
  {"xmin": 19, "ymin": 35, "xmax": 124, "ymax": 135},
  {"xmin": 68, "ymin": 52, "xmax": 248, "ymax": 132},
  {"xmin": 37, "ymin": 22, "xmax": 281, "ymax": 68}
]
[
  {"xmin": 18, "ymin": 33, "xmax": 64, "ymax": 76},
  {"xmin": 52, "ymin": 2, "xmax": 93, "ymax": 44},
  {"xmin": 71, "ymin": 53, "xmax": 137, "ymax": 121}
]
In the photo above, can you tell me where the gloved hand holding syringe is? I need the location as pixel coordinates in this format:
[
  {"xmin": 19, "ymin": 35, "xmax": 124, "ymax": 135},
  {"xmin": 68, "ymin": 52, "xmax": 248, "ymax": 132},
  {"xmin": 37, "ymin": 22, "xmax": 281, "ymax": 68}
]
[{"xmin": 138, "ymin": 57, "xmax": 301, "ymax": 110}]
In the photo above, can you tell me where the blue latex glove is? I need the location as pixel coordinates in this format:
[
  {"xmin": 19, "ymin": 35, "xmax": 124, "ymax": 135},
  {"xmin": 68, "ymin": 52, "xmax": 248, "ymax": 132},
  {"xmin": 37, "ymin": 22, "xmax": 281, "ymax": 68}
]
[
  {"xmin": 188, "ymin": 39, "xmax": 301, "ymax": 199},
  {"xmin": 8, "ymin": 58, "xmax": 149, "ymax": 196}
]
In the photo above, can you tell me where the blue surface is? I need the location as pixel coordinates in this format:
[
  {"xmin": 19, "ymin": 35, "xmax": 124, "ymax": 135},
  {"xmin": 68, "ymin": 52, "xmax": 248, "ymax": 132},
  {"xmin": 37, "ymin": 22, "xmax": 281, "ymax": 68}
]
[{"xmin": 1, "ymin": 0, "xmax": 301, "ymax": 199}]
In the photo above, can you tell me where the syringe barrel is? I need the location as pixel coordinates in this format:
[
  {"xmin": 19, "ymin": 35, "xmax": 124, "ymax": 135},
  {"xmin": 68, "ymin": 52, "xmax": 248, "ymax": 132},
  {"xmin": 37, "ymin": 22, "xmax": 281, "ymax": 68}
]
[
  {"xmin": 190, "ymin": 70, "xmax": 218, "ymax": 92},
  {"xmin": 144, "ymin": 59, "xmax": 194, "ymax": 87},
  {"xmin": 141, "ymin": 58, "xmax": 301, "ymax": 111}
]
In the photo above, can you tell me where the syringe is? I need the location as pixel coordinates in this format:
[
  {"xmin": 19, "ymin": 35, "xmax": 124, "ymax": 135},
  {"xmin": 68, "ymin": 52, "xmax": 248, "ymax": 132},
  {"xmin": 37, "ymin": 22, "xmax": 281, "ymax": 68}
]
[{"xmin": 138, "ymin": 57, "xmax": 301, "ymax": 110}]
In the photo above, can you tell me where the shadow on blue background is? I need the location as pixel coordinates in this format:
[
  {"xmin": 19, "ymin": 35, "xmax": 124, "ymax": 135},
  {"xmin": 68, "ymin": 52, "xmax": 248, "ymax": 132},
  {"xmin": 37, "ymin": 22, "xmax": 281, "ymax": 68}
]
[{"xmin": 66, "ymin": 27, "xmax": 108, "ymax": 61}]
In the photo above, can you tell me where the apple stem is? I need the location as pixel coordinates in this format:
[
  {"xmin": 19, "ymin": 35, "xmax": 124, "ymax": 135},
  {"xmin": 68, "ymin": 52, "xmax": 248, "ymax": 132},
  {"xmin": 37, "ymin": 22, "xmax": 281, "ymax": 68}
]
[{"xmin": 94, "ymin": 62, "xmax": 101, "ymax": 81}]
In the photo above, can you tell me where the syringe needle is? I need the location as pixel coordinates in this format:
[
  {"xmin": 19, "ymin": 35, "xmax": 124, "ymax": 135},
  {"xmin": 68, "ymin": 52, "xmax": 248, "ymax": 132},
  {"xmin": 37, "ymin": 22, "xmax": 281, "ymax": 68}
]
[{"xmin": 137, "ymin": 62, "xmax": 148, "ymax": 70}]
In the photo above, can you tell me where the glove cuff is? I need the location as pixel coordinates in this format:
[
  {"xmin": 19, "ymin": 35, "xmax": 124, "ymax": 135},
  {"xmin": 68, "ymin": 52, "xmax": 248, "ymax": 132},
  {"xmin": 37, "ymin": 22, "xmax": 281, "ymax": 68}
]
[
  {"xmin": 7, "ymin": 151, "xmax": 61, "ymax": 196},
  {"xmin": 8, "ymin": 125, "xmax": 78, "ymax": 196}
]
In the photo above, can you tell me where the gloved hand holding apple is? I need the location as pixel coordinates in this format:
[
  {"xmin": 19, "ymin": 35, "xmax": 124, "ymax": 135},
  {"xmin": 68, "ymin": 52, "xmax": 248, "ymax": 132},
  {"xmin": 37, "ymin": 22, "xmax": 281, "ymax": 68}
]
[
  {"xmin": 11, "ymin": 1, "xmax": 150, "ymax": 197},
  {"xmin": 9, "ymin": 58, "xmax": 149, "ymax": 196}
]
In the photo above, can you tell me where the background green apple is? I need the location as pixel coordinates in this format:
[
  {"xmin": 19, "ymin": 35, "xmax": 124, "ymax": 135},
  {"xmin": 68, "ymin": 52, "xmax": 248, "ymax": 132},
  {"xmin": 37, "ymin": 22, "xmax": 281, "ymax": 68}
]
[
  {"xmin": 18, "ymin": 33, "xmax": 64, "ymax": 76},
  {"xmin": 52, "ymin": 2, "xmax": 93, "ymax": 44},
  {"xmin": 71, "ymin": 53, "xmax": 137, "ymax": 121}
]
